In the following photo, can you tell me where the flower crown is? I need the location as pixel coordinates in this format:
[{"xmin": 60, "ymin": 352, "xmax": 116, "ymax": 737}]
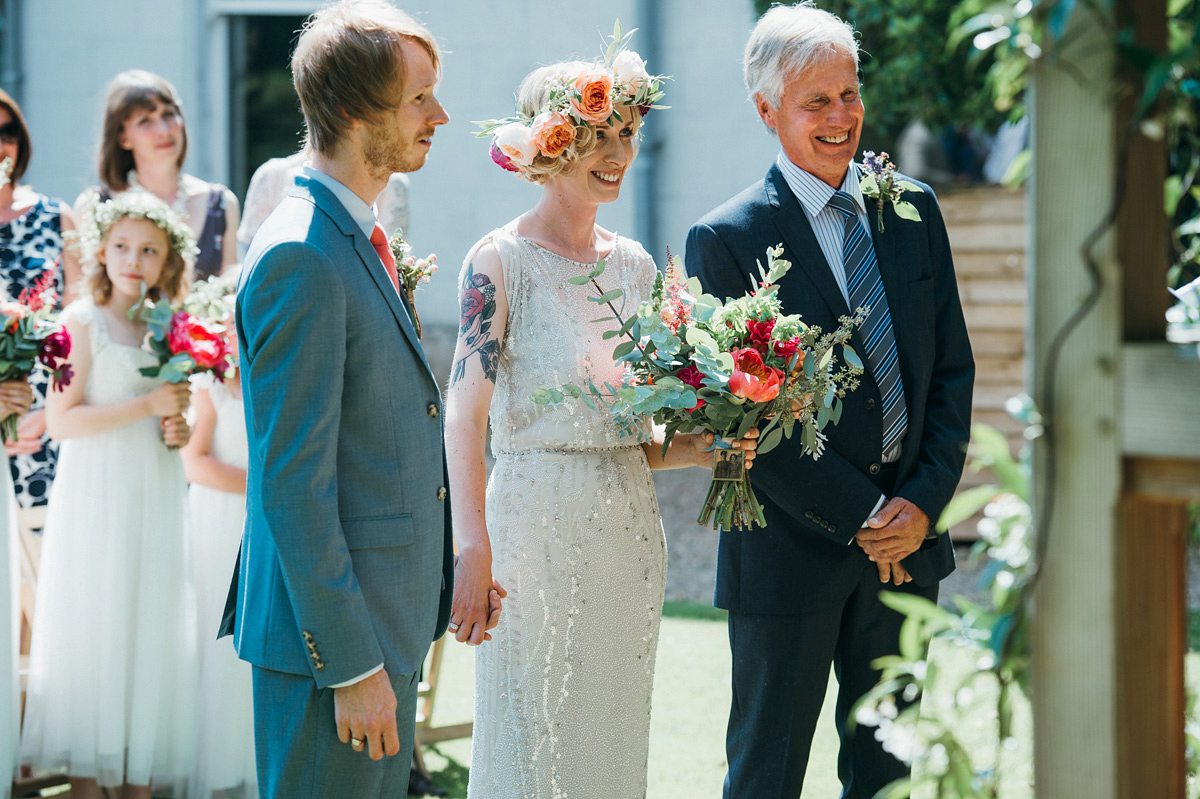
[
  {"xmin": 78, "ymin": 188, "xmax": 200, "ymax": 270},
  {"xmin": 477, "ymin": 20, "xmax": 668, "ymax": 174}
]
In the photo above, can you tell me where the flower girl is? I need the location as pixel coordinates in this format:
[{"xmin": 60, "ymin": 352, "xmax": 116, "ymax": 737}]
[
  {"xmin": 180, "ymin": 279, "xmax": 256, "ymax": 799},
  {"xmin": 20, "ymin": 191, "xmax": 197, "ymax": 799}
]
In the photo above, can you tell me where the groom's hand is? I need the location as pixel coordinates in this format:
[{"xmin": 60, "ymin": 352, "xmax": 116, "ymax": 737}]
[
  {"xmin": 334, "ymin": 668, "xmax": 400, "ymax": 760},
  {"xmin": 855, "ymin": 497, "xmax": 929, "ymax": 562}
]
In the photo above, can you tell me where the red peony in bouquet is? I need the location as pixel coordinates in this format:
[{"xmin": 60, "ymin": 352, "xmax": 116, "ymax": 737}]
[
  {"xmin": 0, "ymin": 271, "xmax": 73, "ymax": 442},
  {"xmin": 130, "ymin": 288, "xmax": 235, "ymax": 384},
  {"xmin": 532, "ymin": 245, "xmax": 865, "ymax": 530}
]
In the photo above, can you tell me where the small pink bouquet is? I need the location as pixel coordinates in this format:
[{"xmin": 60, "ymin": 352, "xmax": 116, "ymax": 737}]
[
  {"xmin": 388, "ymin": 228, "xmax": 437, "ymax": 339},
  {"xmin": 0, "ymin": 271, "xmax": 73, "ymax": 442},
  {"xmin": 532, "ymin": 245, "xmax": 865, "ymax": 530}
]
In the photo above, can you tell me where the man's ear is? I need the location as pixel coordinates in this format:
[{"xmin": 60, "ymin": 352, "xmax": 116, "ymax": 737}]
[{"xmin": 754, "ymin": 94, "xmax": 776, "ymax": 131}]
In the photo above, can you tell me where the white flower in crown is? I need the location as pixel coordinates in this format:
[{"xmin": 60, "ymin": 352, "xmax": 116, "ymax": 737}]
[
  {"xmin": 613, "ymin": 50, "xmax": 650, "ymax": 92},
  {"xmin": 493, "ymin": 122, "xmax": 538, "ymax": 168}
]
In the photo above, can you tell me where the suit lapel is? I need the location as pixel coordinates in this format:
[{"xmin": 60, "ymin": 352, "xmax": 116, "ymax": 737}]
[
  {"xmin": 299, "ymin": 177, "xmax": 436, "ymax": 384},
  {"xmin": 768, "ymin": 167, "xmax": 852, "ymax": 321}
]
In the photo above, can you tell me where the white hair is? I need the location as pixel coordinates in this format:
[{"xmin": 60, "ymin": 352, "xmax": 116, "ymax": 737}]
[{"xmin": 744, "ymin": 3, "xmax": 860, "ymax": 110}]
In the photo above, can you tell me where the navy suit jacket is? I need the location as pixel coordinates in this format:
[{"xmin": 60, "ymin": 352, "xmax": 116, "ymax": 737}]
[
  {"xmin": 685, "ymin": 164, "xmax": 974, "ymax": 613},
  {"xmin": 224, "ymin": 175, "xmax": 453, "ymax": 686}
]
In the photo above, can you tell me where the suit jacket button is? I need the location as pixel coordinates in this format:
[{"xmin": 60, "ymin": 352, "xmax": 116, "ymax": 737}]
[
  {"xmin": 436, "ymin": 486, "xmax": 447, "ymax": 501},
  {"xmin": 427, "ymin": 403, "xmax": 439, "ymax": 418},
  {"xmin": 869, "ymin": 463, "xmax": 881, "ymax": 475},
  {"xmin": 864, "ymin": 398, "xmax": 876, "ymax": 411}
]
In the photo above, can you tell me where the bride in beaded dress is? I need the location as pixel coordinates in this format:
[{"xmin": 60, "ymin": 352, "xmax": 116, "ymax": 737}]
[{"xmin": 443, "ymin": 51, "xmax": 755, "ymax": 799}]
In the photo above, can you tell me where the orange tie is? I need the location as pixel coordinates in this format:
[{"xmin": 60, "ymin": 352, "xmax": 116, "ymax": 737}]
[{"xmin": 370, "ymin": 223, "xmax": 399, "ymax": 292}]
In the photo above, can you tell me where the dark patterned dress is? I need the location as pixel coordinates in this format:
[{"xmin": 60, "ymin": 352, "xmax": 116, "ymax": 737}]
[{"xmin": 0, "ymin": 195, "xmax": 65, "ymax": 509}]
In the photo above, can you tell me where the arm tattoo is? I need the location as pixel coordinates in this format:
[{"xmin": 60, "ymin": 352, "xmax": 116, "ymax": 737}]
[{"xmin": 451, "ymin": 261, "xmax": 500, "ymax": 385}]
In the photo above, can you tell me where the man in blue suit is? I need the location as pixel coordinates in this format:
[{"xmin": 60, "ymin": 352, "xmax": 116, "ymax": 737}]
[
  {"xmin": 222, "ymin": 2, "xmax": 479, "ymax": 795},
  {"xmin": 685, "ymin": 4, "xmax": 974, "ymax": 798}
]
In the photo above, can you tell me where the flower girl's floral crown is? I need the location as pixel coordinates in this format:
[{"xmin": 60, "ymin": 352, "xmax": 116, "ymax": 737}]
[
  {"xmin": 477, "ymin": 21, "xmax": 667, "ymax": 178},
  {"xmin": 77, "ymin": 188, "xmax": 200, "ymax": 269}
]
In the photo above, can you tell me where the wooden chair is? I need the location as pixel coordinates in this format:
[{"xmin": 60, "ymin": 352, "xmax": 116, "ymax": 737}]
[{"xmin": 410, "ymin": 635, "xmax": 473, "ymax": 782}]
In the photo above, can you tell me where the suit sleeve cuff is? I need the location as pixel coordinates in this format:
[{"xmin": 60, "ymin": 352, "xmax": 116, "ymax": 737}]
[
  {"xmin": 857, "ymin": 493, "xmax": 887, "ymax": 533},
  {"xmin": 329, "ymin": 663, "xmax": 384, "ymax": 689}
]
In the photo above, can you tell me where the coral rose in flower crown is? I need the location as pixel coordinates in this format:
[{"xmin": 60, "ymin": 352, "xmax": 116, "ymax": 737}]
[
  {"xmin": 570, "ymin": 72, "xmax": 614, "ymax": 124},
  {"xmin": 0, "ymin": 271, "xmax": 73, "ymax": 442},
  {"xmin": 529, "ymin": 112, "xmax": 576, "ymax": 158},
  {"xmin": 476, "ymin": 20, "xmax": 668, "ymax": 182},
  {"xmin": 531, "ymin": 246, "xmax": 866, "ymax": 531}
]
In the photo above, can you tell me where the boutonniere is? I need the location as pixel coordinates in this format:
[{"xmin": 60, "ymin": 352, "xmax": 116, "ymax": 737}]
[
  {"xmin": 388, "ymin": 228, "xmax": 438, "ymax": 339},
  {"xmin": 858, "ymin": 151, "xmax": 923, "ymax": 232}
]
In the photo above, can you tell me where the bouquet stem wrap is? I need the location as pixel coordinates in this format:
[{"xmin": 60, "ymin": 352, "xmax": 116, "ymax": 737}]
[
  {"xmin": 0, "ymin": 413, "xmax": 17, "ymax": 444},
  {"xmin": 697, "ymin": 439, "xmax": 765, "ymax": 530}
]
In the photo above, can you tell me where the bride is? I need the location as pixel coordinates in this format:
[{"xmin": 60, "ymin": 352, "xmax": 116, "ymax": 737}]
[{"xmin": 443, "ymin": 41, "xmax": 756, "ymax": 798}]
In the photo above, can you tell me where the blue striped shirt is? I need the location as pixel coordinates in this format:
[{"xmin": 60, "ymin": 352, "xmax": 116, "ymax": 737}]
[
  {"xmin": 775, "ymin": 152, "xmax": 905, "ymax": 467},
  {"xmin": 774, "ymin": 151, "xmax": 870, "ymax": 308}
]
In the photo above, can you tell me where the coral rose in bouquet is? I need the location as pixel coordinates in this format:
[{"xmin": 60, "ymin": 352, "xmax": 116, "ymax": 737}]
[
  {"xmin": 0, "ymin": 271, "xmax": 73, "ymax": 442},
  {"xmin": 532, "ymin": 245, "xmax": 866, "ymax": 530}
]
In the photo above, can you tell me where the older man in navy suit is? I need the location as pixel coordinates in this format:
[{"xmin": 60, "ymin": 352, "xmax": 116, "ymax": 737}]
[
  {"xmin": 221, "ymin": 3, "xmax": 501, "ymax": 796},
  {"xmin": 685, "ymin": 4, "xmax": 975, "ymax": 798}
]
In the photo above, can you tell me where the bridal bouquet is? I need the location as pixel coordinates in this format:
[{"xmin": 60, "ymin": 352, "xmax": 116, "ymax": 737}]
[
  {"xmin": 531, "ymin": 245, "xmax": 865, "ymax": 530},
  {"xmin": 0, "ymin": 271, "xmax": 73, "ymax": 442}
]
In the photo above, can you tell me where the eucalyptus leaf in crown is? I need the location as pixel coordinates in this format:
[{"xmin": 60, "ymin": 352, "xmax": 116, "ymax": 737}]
[{"xmin": 476, "ymin": 20, "xmax": 669, "ymax": 174}]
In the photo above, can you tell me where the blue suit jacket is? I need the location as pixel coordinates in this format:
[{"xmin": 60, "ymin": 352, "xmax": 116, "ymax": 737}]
[
  {"xmin": 225, "ymin": 175, "xmax": 453, "ymax": 686},
  {"xmin": 685, "ymin": 165, "xmax": 974, "ymax": 613}
]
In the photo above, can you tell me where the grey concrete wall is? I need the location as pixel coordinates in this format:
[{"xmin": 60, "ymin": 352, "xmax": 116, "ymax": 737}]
[{"xmin": 17, "ymin": 0, "xmax": 779, "ymax": 330}]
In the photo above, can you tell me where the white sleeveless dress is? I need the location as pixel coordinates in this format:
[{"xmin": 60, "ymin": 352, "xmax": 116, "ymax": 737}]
[
  {"xmin": 187, "ymin": 377, "xmax": 256, "ymax": 798},
  {"xmin": 19, "ymin": 300, "xmax": 195, "ymax": 790},
  {"xmin": 467, "ymin": 225, "xmax": 668, "ymax": 799}
]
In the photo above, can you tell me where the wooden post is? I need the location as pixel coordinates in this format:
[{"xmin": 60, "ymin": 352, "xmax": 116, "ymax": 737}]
[
  {"xmin": 1118, "ymin": 459, "xmax": 1195, "ymax": 799},
  {"xmin": 1028, "ymin": 3, "xmax": 1123, "ymax": 796},
  {"xmin": 1116, "ymin": 0, "xmax": 1170, "ymax": 342}
]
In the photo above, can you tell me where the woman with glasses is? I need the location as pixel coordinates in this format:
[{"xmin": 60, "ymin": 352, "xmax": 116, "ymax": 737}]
[
  {"xmin": 76, "ymin": 70, "xmax": 239, "ymax": 282},
  {"xmin": 0, "ymin": 89, "xmax": 81, "ymax": 518}
]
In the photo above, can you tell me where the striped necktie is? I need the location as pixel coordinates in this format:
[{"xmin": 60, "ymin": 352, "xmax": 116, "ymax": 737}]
[{"xmin": 828, "ymin": 190, "xmax": 908, "ymax": 459}]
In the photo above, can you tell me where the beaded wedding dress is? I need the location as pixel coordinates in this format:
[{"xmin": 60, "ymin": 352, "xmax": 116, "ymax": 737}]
[{"xmin": 467, "ymin": 224, "xmax": 667, "ymax": 799}]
